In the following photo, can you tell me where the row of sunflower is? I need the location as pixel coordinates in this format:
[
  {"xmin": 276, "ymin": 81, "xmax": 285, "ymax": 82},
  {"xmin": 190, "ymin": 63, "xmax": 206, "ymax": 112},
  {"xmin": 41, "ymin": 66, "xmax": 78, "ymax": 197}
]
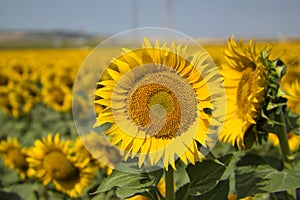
[
  {"xmin": 0, "ymin": 49, "xmax": 90, "ymax": 117},
  {"xmin": 0, "ymin": 37, "xmax": 300, "ymax": 199}
]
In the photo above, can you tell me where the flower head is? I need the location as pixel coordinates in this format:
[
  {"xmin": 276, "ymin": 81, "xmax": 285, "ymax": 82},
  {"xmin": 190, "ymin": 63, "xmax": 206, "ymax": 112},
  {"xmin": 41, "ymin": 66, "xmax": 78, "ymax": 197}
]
[
  {"xmin": 219, "ymin": 36, "xmax": 268, "ymax": 149},
  {"xmin": 95, "ymin": 38, "xmax": 224, "ymax": 169},
  {"xmin": 27, "ymin": 133, "xmax": 95, "ymax": 198},
  {"xmin": 42, "ymin": 84, "xmax": 72, "ymax": 112},
  {"xmin": 0, "ymin": 137, "xmax": 29, "ymax": 179},
  {"xmin": 282, "ymin": 80, "xmax": 300, "ymax": 116}
]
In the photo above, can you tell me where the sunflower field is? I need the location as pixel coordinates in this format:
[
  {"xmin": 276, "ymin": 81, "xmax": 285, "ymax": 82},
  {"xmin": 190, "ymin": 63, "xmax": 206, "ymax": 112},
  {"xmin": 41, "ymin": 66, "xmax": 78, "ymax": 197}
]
[{"xmin": 1, "ymin": 36, "xmax": 300, "ymax": 200}]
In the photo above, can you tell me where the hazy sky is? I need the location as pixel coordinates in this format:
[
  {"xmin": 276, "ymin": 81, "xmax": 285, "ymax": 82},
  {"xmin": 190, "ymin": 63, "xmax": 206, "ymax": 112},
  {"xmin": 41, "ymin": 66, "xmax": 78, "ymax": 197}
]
[{"xmin": 0, "ymin": 0, "xmax": 300, "ymax": 38}]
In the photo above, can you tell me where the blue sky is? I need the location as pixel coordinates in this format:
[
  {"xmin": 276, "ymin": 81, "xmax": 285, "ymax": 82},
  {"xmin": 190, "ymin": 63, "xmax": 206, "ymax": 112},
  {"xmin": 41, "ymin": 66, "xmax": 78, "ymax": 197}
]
[{"xmin": 0, "ymin": 0, "xmax": 300, "ymax": 38}]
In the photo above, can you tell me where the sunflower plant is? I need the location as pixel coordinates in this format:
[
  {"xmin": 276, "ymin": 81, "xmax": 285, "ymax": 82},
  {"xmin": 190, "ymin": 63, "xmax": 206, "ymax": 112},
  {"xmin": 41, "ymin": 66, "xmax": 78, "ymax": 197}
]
[{"xmin": 90, "ymin": 36, "xmax": 300, "ymax": 200}]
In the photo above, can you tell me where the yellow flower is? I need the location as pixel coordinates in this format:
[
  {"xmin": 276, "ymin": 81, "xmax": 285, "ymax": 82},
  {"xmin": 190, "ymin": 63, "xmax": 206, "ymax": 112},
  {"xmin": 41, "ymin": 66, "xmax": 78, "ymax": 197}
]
[
  {"xmin": 27, "ymin": 133, "xmax": 95, "ymax": 198},
  {"xmin": 95, "ymin": 38, "xmax": 224, "ymax": 169},
  {"xmin": 42, "ymin": 84, "xmax": 72, "ymax": 112},
  {"xmin": 281, "ymin": 66, "xmax": 300, "ymax": 86},
  {"xmin": 282, "ymin": 80, "xmax": 300, "ymax": 116},
  {"xmin": 219, "ymin": 36, "xmax": 267, "ymax": 149},
  {"xmin": 0, "ymin": 137, "xmax": 29, "ymax": 179},
  {"xmin": 269, "ymin": 132, "xmax": 300, "ymax": 152},
  {"xmin": 0, "ymin": 88, "xmax": 20, "ymax": 117},
  {"xmin": 14, "ymin": 82, "xmax": 41, "ymax": 114},
  {"xmin": 0, "ymin": 69, "xmax": 15, "ymax": 90},
  {"xmin": 0, "ymin": 71, "xmax": 40, "ymax": 117},
  {"xmin": 8, "ymin": 63, "xmax": 39, "ymax": 82}
]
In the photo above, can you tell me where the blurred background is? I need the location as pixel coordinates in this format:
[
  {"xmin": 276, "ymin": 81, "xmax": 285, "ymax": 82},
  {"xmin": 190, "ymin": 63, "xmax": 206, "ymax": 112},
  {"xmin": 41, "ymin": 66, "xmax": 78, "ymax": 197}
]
[{"xmin": 1, "ymin": 0, "xmax": 300, "ymax": 49}]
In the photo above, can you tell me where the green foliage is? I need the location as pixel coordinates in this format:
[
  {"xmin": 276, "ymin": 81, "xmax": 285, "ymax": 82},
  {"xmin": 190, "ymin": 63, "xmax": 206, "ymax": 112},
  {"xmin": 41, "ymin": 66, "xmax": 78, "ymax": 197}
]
[
  {"xmin": 186, "ymin": 154, "xmax": 232, "ymax": 196},
  {"xmin": 92, "ymin": 155, "xmax": 236, "ymax": 200},
  {"xmin": 193, "ymin": 179, "xmax": 230, "ymax": 200},
  {"xmin": 236, "ymin": 162, "xmax": 300, "ymax": 198},
  {"xmin": 0, "ymin": 103, "xmax": 76, "ymax": 145},
  {"xmin": 93, "ymin": 162, "xmax": 164, "ymax": 199},
  {"xmin": 285, "ymin": 109, "xmax": 300, "ymax": 135}
]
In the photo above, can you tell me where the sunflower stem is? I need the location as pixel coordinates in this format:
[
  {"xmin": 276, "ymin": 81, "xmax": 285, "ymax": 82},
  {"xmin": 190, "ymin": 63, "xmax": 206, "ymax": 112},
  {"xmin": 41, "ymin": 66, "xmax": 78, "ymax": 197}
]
[
  {"xmin": 165, "ymin": 166, "xmax": 175, "ymax": 200},
  {"xmin": 276, "ymin": 111, "xmax": 293, "ymax": 168},
  {"xmin": 275, "ymin": 111, "xmax": 297, "ymax": 198}
]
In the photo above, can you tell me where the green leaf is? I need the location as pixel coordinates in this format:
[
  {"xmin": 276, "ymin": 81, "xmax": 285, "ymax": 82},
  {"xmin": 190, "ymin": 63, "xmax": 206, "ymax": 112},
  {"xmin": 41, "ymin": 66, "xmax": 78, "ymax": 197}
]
[
  {"xmin": 93, "ymin": 170, "xmax": 154, "ymax": 193},
  {"xmin": 186, "ymin": 154, "xmax": 232, "ymax": 196},
  {"xmin": 4, "ymin": 182, "xmax": 38, "ymax": 200},
  {"xmin": 175, "ymin": 184, "xmax": 189, "ymax": 200},
  {"xmin": 0, "ymin": 165, "xmax": 19, "ymax": 185},
  {"xmin": 285, "ymin": 109, "xmax": 300, "ymax": 134},
  {"xmin": 235, "ymin": 165, "xmax": 270, "ymax": 198},
  {"xmin": 116, "ymin": 187, "xmax": 146, "ymax": 199},
  {"xmin": 0, "ymin": 191, "xmax": 22, "ymax": 200},
  {"xmin": 192, "ymin": 179, "xmax": 230, "ymax": 200},
  {"xmin": 91, "ymin": 190, "xmax": 117, "ymax": 200},
  {"xmin": 235, "ymin": 162, "xmax": 300, "ymax": 198},
  {"xmin": 92, "ymin": 162, "xmax": 163, "ymax": 199},
  {"xmin": 174, "ymin": 160, "xmax": 190, "ymax": 190},
  {"xmin": 115, "ymin": 174, "xmax": 165, "ymax": 199},
  {"xmin": 89, "ymin": 192, "xmax": 107, "ymax": 200},
  {"xmin": 236, "ymin": 153, "xmax": 283, "ymax": 171},
  {"xmin": 221, "ymin": 152, "xmax": 241, "ymax": 180}
]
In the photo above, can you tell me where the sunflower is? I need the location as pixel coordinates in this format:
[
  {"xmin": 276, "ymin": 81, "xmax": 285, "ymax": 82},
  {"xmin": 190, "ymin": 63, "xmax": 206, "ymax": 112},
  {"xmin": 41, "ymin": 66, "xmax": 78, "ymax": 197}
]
[
  {"xmin": 9, "ymin": 63, "xmax": 39, "ymax": 82},
  {"xmin": 269, "ymin": 132, "xmax": 300, "ymax": 152},
  {"xmin": 0, "ymin": 88, "xmax": 20, "ymax": 117},
  {"xmin": 0, "ymin": 65, "xmax": 40, "ymax": 117},
  {"xmin": 0, "ymin": 69, "xmax": 15, "ymax": 90},
  {"xmin": 12, "ymin": 82, "xmax": 41, "ymax": 115},
  {"xmin": 281, "ymin": 66, "xmax": 300, "ymax": 86},
  {"xmin": 282, "ymin": 80, "xmax": 300, "ymax": 116},
  {"xmin": 219, "ymin": 36, "xmax": 268, "ymax": 149},
  {"xmin": 26, "ymin": 133, "xmax": 95, "ymax": 198},
  {"xmin": 0, "ymin": 73, "xmax": 19, "ymax": 117},
  {"xmin": 94, "ymin": 38, "xmax": 224, "ymax": 169},
  {"xmin": 42, "ymin": 84, "xmax": 72, "ymax": 112},
  {"xmin": 0, "ymin": 137, "xmax": 29, "ymax": 179}
]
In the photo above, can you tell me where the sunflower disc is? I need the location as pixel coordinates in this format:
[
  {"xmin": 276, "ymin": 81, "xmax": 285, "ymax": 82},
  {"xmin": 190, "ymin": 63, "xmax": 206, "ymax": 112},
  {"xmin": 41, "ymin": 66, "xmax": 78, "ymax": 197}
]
[{"xmin": 72, "ymin": 27, "xmax": 226, "ymax": 172}]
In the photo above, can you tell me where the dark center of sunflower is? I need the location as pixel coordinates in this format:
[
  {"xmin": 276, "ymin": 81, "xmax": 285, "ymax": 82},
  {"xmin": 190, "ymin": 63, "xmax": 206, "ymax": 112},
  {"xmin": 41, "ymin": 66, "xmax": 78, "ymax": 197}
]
[
  {"xmin": 8, "ymin": 148, "xmax": 28, "ymax": 171},
  {"xmin": 49, "ymin": 87, "xmax": 65, "ymax": 106},
  {"xmin": 13, "ymin": 65, "xmax": 24, "ymax": 75},
  {"xmin": 0, "ymin": 74, "xmax": 9, "ymax": 86},
  {"xmin": 236, "ymin": 67, "xmax": 260, "ymax": 123},
  {"xmin": 112, "ymin": 65, "xmax": 199, "ymax": 140},
  {"xmin": 43, "ymin": 151, "xmax": 78, "ymax": 180},
  {"xmin": 129, "ymin": 83, "xmax": 181, "ymax": 139}
]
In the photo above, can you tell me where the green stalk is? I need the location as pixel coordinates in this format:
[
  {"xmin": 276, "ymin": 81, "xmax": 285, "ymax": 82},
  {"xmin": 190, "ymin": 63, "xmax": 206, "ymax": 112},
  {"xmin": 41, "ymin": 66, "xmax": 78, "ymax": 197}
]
[
  {"xmin": 276, "ymin": 111, "xmax": 293, "ymax": 166},
  {"xmin": 275, "ymin": 111, "xmax": 296, "ymax": 198},
  {"xmin": 165, "ymin": 166, "xmax": 175, "ymax": 200}
]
